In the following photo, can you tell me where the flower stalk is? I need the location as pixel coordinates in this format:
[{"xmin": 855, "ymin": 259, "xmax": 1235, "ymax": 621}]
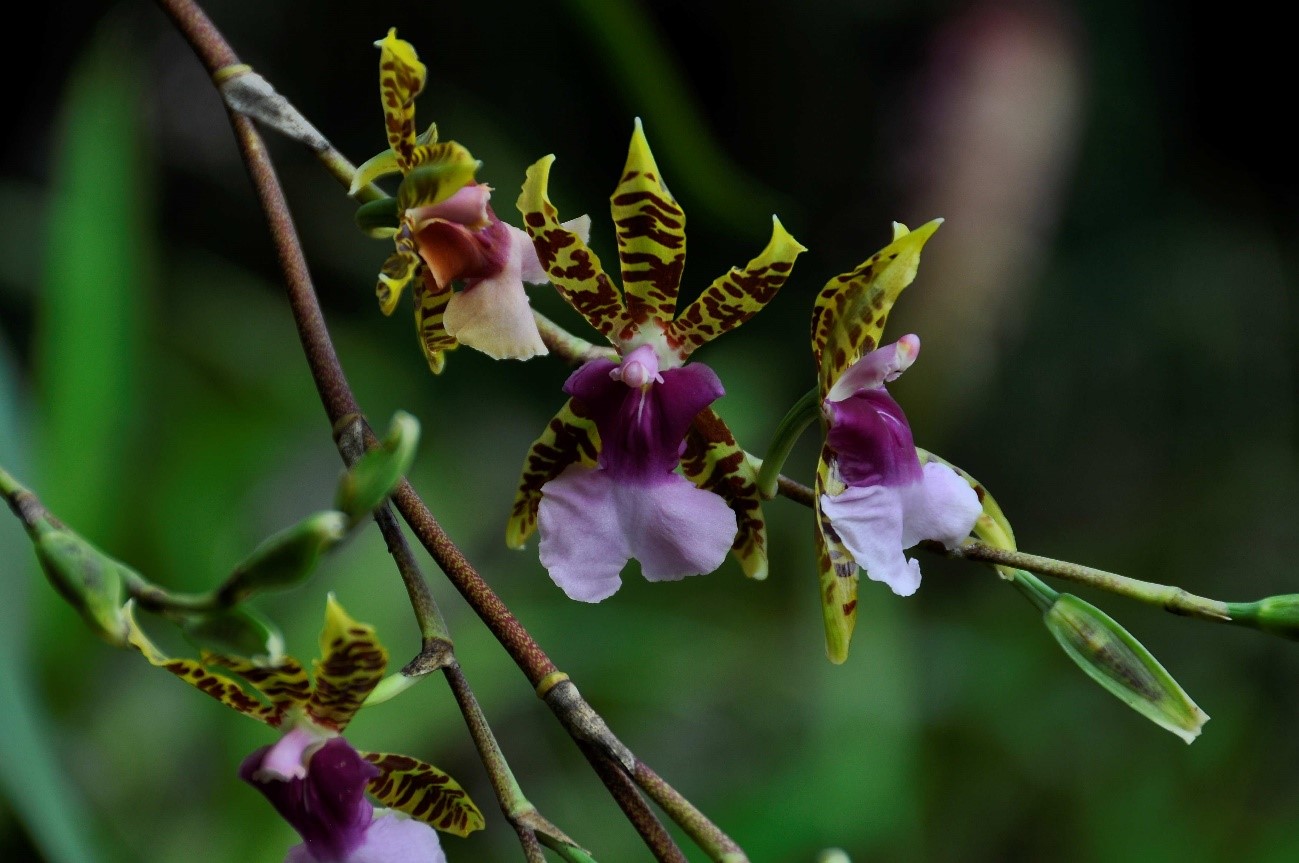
[{"xmin": 756, "ymin": 386, "xmax": 819, "ymax": 499}]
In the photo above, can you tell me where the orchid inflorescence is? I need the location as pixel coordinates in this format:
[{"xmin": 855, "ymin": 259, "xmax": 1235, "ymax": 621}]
[{"xmin": 5, "ymin": 20, "xmax": 1295, "ymax": 863}]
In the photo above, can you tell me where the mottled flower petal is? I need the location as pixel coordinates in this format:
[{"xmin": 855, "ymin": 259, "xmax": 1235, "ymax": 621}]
[
  {"xmin": 538, "ymin": 465, "xmax": 735, "ymax": 601},
  {"xmin": 899, "ymin": 462, "xmax": 982, "ymax": 550},
  {"xmin": 826, "ymin": 334, "xmax": 921, "ymax": 403},
  {"xmin": 442, "ymin": 225, "xmax": 547, "ymax": 360},
  {"xmin": 342, "ymin": 812, "xmax": 447, "ymax": 863},
  {"xmin": 242, "ymin": 738, "xmax": 379, "ymax": 862},
  {"xmin": 520, "ymin": 215, "xmax": 591, "ymax": 284},
  {"xmin": 825, "ymin": 389, "xmax": 923, "ymax": 487},
  {"xmin": 819, "ymin": 484, "xmax": 921, "ymax": 597}
]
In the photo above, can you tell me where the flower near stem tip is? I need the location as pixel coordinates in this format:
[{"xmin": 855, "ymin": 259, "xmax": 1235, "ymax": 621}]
[
  {"xmin": 123, "ymin": 596, "xmax": 483, "ymax": 855},
  {"xmin": 361, "ymin": 30, "xmax": 588, "ymax": 372},
  {"xmin": 811, "ymin": 221, "xmax": 981, "ymax": 663},
  {"xmin": 507, "ymin": 120, "xmax": 807, "ymax": 598}
]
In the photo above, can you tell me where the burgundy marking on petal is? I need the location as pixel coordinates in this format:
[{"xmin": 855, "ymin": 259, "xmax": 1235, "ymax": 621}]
[
  {"xmin": 411, "ymin": 208, "xmax": 512, "ymax": 291},
  {"xmin": 241, "ymin": 737, "xmax": 379, "ymax": 862},
  {"xmin": 825, "ymin": 389, "xmax": 923, "ymax": 487}
]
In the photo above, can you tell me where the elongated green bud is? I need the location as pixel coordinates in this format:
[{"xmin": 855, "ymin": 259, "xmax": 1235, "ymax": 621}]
[
  {"xmin": 1226, "ymin": 594, "xmax": 1299, "ymax": 641},
  {"xmin": 180, "ymin": 606, "xmax": 285, "ymax": 663},
  {"xmin": 354, "ymin": 197, "xmax": 401, "ymax": 237},
  {"xmin": 33, "ymin": 525, "xmax": 131, "ymax": 647},
  {"xmin": 219, "ymin": 511, "xmax": 348, "ymax": 603},
  {"xmin": 1045, "ymin": 594, "xmax": 1208, "ymax": 743},
  {"xmin": 336, "ymin": 411, "xmax": 420, "ymax": 522}
]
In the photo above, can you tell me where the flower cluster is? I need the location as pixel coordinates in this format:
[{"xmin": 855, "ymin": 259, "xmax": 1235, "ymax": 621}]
[{"xmin": 126, "ymin": 597, "xmax": 481, "ymax": 861}]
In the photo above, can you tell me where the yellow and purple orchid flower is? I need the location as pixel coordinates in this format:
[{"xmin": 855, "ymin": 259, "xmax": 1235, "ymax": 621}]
[
  {"xmin": 125, "ymin": 597, "xmax": 482, "ymax": 861},
  {"xmin": 506, "ymin": 120, "xmax": 806, "ymax": 600},
  {"xmin": 357, "ymin": 31, "xmax": 588, "ymax": 372},
  {"xmin": 811, "ymin": 221, "xmax": 982, "ymax": 662}
]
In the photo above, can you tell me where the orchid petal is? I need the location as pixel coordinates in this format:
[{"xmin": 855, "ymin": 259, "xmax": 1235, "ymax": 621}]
[
  {"xmin": 412, "ymin": 278, "xmax": 456, "ymax": 375},
  {"xmin": 203, "ymin": 652, "xmax": 312, "ymax": 719},
  {"xmin": 375, "ymin": 224, "xmax": 421, "ymax": 316},
  {"xmin": 667, "ymin": 216, "xmax": 806, "ymax": 359},
  {"xmin": 819, "ymin": 483, "xmax": 922, "ymax": 598},
  {"xmin": 342, "ymin": 813, "xmax": 448, "ymax": 863},
  {"xmin": 899, "ymin": 462, "xmax": 982, "ymax": 551},
  {"xmin": 362, "ymin": 752, "xmax": 484, "ymax": 838},
  {"xmin": 813, "ymin": 452, "xmax": 861, "ymax": 664},
  {"xmin": 825, "ymin": 334, "xmax": 921, "ymax": 403},
  {"xmin": 629, "ymin": 473, "xmax": 736, "ymax": 583},
  {"xmin": 610, "ymin": 119, "xmax": 686, "ymax": 327},
  {"xmin": 395, "ymin": 142, "xmax": 480, "ymax": 211},
  {"xmin": 680, "ymin": 408, "xmax": 768, "ymax": 580},
  {"xmin": 824, "ymin": 388, "xmax": 924, "ymax": 488},
  {"xmin": 375, "ymin": 30, "xmax": 426, "ymax": 173},
  {"xmin": 811, "ymin": 219, "xmax": 942, "ymax": 394},
  {"xmin": 538, "ymin": 465, "xmax": 633, "ymax": 602},
  {"xmin": 507, "ymin": 397, "xmax": 600, "ymax": 549},
  {"xmin": 253, "ymin": 725, "xmax": 332, "ymax": 782},
  {"xmin": 443, "ymin": 226, "xmax": 547, "ymax": 361},
  {"xmin": 307, "ymin": 597, "xmax": 387, "ymax": 732},
  {"xmin": 518, "ymin": 155, "xmax": 631, "ymax": 344},
  {"xmin": 408, "ymin": 183, "xmax": 491, "ymax": 229},
  {"xmin": 520, "ymin": 215, "xmax": 591, "ymax": 284}
]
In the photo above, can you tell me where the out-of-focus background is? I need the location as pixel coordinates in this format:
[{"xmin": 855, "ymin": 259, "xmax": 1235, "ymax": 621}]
[{"xmin": 2, "ymin": 0, "xmax": 1295, "ymax": 860}]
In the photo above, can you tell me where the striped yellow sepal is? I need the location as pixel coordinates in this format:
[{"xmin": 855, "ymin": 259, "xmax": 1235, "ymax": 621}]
[
  {"xmin": 667, "ymin": 216, "xmax": 806, "ymax": 359},
  {"xmin": 306, "ymin": 596, "xmax": 387, "ymax": 732},
  {"xmin": 814, "ymin": 451, "xmax": 859, "ymax": 664},
  {"xmin": 810, "ymin": 219, "xmax": 942, "ymax": 394},
  {"xmin": 506, "ymin": 398, "xmax": 600, "ymax": 549},
  {"xmin": 610, "ymin": 119, "xmax": 686, "ymax": 327},
  {"xmin": 350, "ymin": 123, "xmax": 439, "ymax": 195},
  {"xmin": 124, "ymin": 605, "xmax": 279, "ymax": 724},
  {"xmin": 395, "ymin": 142, "xmax": 480, "ymax": 212},
  {"xmin": 362, "ymin": 752, "xmax": 485, "ymax": 837},
  {"xmin": 413, "ymin": 278, "xmax": 456, "ymax": 375},
  {"xmin": 376, "ymin": 223, "xmax": 421, "ymax": 316},
  {"xmin": 203, "ymin": 652, "xmax": 312, "ymax": 718},
  {"xmin": 680, "ymin": 409, "xmax": 768, "ymax": 580},
  {"xmin": 518, "ymin": 155, "xmax": 631, "ymax": 343},
  {"xmin": 918, "ymin": 448, "xmax": 1016, "ymax": 575},
  {"xmin": 375, "ymin": 29, "xmax": 426, "ymax": 173}
]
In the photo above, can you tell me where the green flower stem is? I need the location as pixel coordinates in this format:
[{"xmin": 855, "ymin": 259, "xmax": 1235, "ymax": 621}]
[
  {"xmin": 756, "ymin": 387, "xmax": 819, "ymax": 499},
  {"xmin": 633, "ymin": 762, "xmax": 748, "ymax": 863},
  {"xmin": 533, "ymin": 310, "xmax": 619, "ymax": 365},
  {"xmin": 1005, "ymin": 568, "xmax": 1060, "ymax": 613},
  {"xmin": 950, "ymin": 540, "xmax": 1232, "ymax": 623},
  {"xmin": 155, "ymin": 3, "xmax": 750, "ymax": 858},
  {"xmin": 0, "ymin": 466, "xmax": 48, "ymax": 534}
]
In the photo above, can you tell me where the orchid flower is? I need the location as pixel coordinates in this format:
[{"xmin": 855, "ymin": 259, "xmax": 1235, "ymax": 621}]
[
  {"xmin": 356, "ymin": 31, "xmax": 588, "ymax": 372},
  {"xmin": 811, "ymin": 221, "xmax": 981, "ymax": 662},
  {"xmin": 506, "ymin": 120, "xmax": 806, "ymax": 600},
  {"xmin": 125, "ymin": 597, "xmax": 482, "ymax": 859}
]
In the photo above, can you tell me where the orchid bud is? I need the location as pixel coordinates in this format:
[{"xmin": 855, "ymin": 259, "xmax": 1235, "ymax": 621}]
[
  {"xmin": 220, "ymin": 511, "xmax": 348, "ymax": 603},
  {"xmin": 1045, "ymin": 594, "xmax": 1208, "ymax": 743},
  {"xmin": 181, "ymin": 607, "xmax": 285, "ymax": 664},
  {"xmin": 33, "ymin": 524, "xmax": 131, "ymax": 647},
  {"xmin": 1226, "ymin": 594, "xmax": 1299, "ymax": 641},
  {"xmin": 335, "ymin": 411, "xmax": 420, "ymax": 522}
]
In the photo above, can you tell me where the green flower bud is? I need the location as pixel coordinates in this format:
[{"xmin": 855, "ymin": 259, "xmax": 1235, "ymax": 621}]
[
  {"xmin": 1045, "ymin": 594, "xmax": 1208, "ymax": 743},
  {"xmin": 1227, "ymin": 595, "xmax": 1299, "ymax": 641},
  {"xmin": 335, "ymin": 411, "xmax": 420, "ymax": 522},
  {"xmin": 354, "ymin": 197, "xmax": 401, "ymax": 237},
  {"xmin": 220, "ymin": 510, "xmax": 348, "ymax": 603},
  {"xmin": 33, "ymin": 525, "xmax": 131, "ymax": 647},
  {"xmin": 180, "ymin": 606, "xmax": 285, "ymax": 664},
  {"xmin": 817, "ymin": 851, "xmax": 853, "ymax": 863}
]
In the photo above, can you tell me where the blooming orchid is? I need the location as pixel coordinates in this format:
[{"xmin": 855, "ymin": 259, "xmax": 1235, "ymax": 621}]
[
  {"xmin": 810, "ymin": 221, "xmax": 982, "ymax": 662},
  {"xmin": 357, "ymin": 31, "xmax": 588, "ymax": 372},
  {"xmin": 506, "ymin": 121, "xmax": 806, "ymax": 600},
  {"xmin": 124, "ymin": 597, "xmax": 482, "ymax": 860}
]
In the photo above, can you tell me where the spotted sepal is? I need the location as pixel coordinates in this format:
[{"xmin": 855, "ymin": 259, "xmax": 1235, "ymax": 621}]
[
  {"xmin": 306, "ymin": 596, "xmax": 388, "ymax": 732},
  {"xmin": 349, "ymin": 123, "xmax": 440, "ymax": 196},
  {"xmin": 506, "ymin": 398, "xmax": 600, "ymax": 549},
  {"xmin": 918, "ymin": 448, "xmax": 1015, "ymax": 577},
  {"xmin": 202, "ymin": 652, "xmax": 312, "ymax": 721},
  {"xmin": 609, "ymin": 119, "xmax": 686, "ymax": 327},
  {"xmin": 375, "ymin": 29, "xmax": 426, "ymax": 173},
  {"xmin": 518, "ymin": 155, "xmax": 631, "ymax": 343},
  {"xmin": 667, "ymin": 216, "xmax": 806, "ymax": 359},
  {"xmin": 123, "ymin": 605, "xmax": 279, "ymax": 724},
  {"xmin": 377, "ymin": 222, "xmax": 421, "ymax": 316},
  {"xmin": 814, "ymin": 450, "xmax": 859, "ymax": 664},
  {"xmin": 680, "ymin": 408, "xmax": 768, "ymax": 580},
  {"xmin": 811, "ymin": 219, "xmax": 942, "ymax": 395},
  {"xmin": 412, "ymin": 277, "xmax": 456, "ymax": 375},
  {"xmin": 362, "ymin": 752, "xmax": 485, "ymax": 837},
  {"xmin": 395, "ymin": 142, "xmax": 481, "ymax": 212}
]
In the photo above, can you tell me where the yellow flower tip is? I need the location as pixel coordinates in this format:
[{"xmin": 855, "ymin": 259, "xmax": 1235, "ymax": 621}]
[
  {"xmin": 891, "ymin": 221, "xmax": 909, "ymax": 240},
  {"xmin": 770, "ymin": 214, "xmax": 809, "ymax": 255},
  {"xmin": 518, "ymin": 154, "xmax": 558, "ymax": 214},
  {"xmin": 623, "ymin": 117, "xmax": 669, "ymax": 196}
]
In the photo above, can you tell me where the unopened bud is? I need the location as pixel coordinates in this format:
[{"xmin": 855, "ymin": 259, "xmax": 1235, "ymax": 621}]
[
  {"xmin": 818, "ymin": 851, "xmax": 853, "ymax": 863},
  {"xmin": 220, "ymin": 511, "xmax": 348, "ymax": 603},
  {"xmin": 1045, "ymin": 594, "xmax": 1208, "ymax": 743},
  {"xmin": 33, "ymin": 526, "xmax": 131, "ymax": 647},
  {"xmin": 1227, "ymin": 594, "xmax": 1299, "ymax": 641},
  {"xmin": 335, "ymin": 411, "xmax": 420, "ymax": 522},
  {"xmin": 181, "ymin": 607, "xmax": 285, "ymax": 664}
]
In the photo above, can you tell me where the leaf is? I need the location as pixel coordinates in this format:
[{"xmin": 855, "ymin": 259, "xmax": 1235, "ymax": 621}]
[
  {"xmin": 307, "ymin": 596, "xmax": 388, "ymax": 731},
  {"xmin": 363, "ymin": 752, "xmax": 485, "ymax": 837}
]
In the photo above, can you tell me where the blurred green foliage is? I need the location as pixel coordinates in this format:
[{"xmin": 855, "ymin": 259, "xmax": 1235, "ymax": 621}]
[{"xmin": 0, "ymin": 0, "xmax": 1294, "ymax": 862}]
